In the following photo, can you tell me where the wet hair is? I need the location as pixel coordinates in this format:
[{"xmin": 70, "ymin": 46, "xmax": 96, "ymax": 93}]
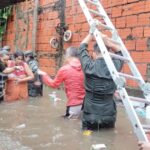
[
  {"xmin": 0, "ymin": 51, "xmax": 8, "ymax": 58},
  {"xmin": 2, "ymin": 45, "xmax": 10, "ymax": 52},
  {"xmin": 24, "ymin": 50, "xmax": 35, "ymax": 59},
  {"xmin": 93, "ymin": 43, "xmax": 101, "ymax": 55},
  {"xmin": 14, "ymin": 50, "xmax": 24, "ymax": 60},
  {"xmin": 66, "ymin": 47, "xmax": 78, "ymax": 57},
  {"xmin": 0, "ymin": 50, "xmax": 9, "ymax": 56}
]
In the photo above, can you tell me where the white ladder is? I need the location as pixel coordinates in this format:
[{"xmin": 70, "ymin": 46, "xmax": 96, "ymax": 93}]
[{"xmin": 78, "ymin": 0, "xmax": 150, "ymax": 142}]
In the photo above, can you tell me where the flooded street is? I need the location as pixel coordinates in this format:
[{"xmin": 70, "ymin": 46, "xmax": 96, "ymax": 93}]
[{"xmin": 0, "ymin": 87, "xmax": 138, "ymax": 150}]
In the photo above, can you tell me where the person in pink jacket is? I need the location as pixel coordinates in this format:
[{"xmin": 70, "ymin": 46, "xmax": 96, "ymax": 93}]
[{"xmin": 39, "ymin": 47, "xmax": 85, "ymax": 119}]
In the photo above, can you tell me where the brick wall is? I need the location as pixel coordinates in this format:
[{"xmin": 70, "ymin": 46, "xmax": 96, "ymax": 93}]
[{"xmin": 3, "ymin": 0, "xmax": 150, "ymax": 88}]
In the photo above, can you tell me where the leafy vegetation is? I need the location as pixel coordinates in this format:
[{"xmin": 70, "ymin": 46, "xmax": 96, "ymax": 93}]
[{"xmin": 0, "ymin": 6, "xmax": 12, "ymax": 41}]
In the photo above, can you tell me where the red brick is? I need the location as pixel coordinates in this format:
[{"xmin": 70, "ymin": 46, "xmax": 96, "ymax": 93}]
[
  {"xmin": 136, "ymin": 38, "xmax": 148, "ymax": 51},
  {"xmin": 37, "ymin": 44, "xmax": 51, "ymax": 51},
  {"xmin": 111, "ymin": 18, "xmax": 116, "ymax": 27},
  {"xmin": 68, "ymin": 24, "xmax": 75, "ymax": 31},
  {"xmin": 142, "ymin": 52, "xmax": 150, "ymax": 63},
  {"xmin": 111, "ymin": 6, "xmax": 122, "ymax": 17},
  {"xmin": 125, "ymin": 40, "xmax": 136, "ymax": 51},
  {"xmin": 66, "ymin": 16, "xmax": 74, "ymax": 24},
  {"xmin": 126, "ymin": 15, "xmax": 138, "ymax": 27},
  {"xmin": 118, "ymin": 28, "xmax": 131, "ymax": 40},
  {"xmin": 74, "ymin": 24, "xmax": 82, "ymax": 32},
  {"xmin": 132, "ymin": 1, "xmax": 145, "ymax": 14},
  {"xmin": 130, "ymin": 51, "xmax": 143, "ymax": 62},
  {"xmin": 132, "ymin": 27, "xmax": 143, "ymax": 38},
  {"xmin": 127, "ymin": 80, "xmax": 138, "ymax": 88},
  {"xmin": 145, "ymin": 1, "xmax": 150, "ymax": 13},
  {"xmin": 71, "ymin": 33, "xmax": 80, "ymax": 42},
  {"xmin": 127, "ymin": 0, "xmax": 139, "ymax": 2},
  {"xmin": 144, "ymin": 27, "xmax": 150, "ymax": 38},
  {"xmin": 122, "ymin": 3, "xmax": 134, "ymax": 16},
  {"xmin": 111, "ymin": 0, "xmax": 127, "ymax": 7},
  {"xmin": 116, "ymin": 17, "xmax": 126, "ymax": 28},
  {"xmin": 82, "ymin": 23, "xmax": 89, "ymax": 32},
  {"xmin": 136, "ymin": 63, "xmax": 147, "ymax": 76},
  {"xmin": 122, "ymin": 64, "xmax": 131, "ymax": 74},
  {"xmin": 39, "ymin": 58, "xmax": 55, "ymax": 67},
  {"xmin": 138, "ymin": 13, "xmax": 150, "ymax": 26},
  {"xmin": 37, "ymin": 36, "xmax": 51, "ymax": 44}
]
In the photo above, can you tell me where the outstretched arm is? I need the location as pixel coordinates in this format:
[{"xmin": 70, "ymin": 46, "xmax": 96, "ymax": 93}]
[
  {"xmin": 81, "ymin": 33, "xmax": 93, "ymax": 44},
  {"xmin": 78, "ymin": 33, "xmax": 95, "ymax": 74},
  {"xmin": 42, "ymin": 68, "xmax": 64, "ymax": 88},
  {"xmin": 3, "ymin": 66, "xmax": 16, "ymax": 74}
]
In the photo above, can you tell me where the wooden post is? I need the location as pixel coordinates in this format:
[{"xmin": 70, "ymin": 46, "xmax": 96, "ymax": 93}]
[
  {"xmin": 32, "ymin": 0, "xmax": 39, "ymax": 52},
  {"xmin": 14, "ymin": 5, "xmax": 19, "ymax": 51}
]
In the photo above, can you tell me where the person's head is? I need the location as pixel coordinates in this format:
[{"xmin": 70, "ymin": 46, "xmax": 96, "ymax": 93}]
[
  {"xmin": 14, "ymin": 50, "xmax": 24, "ymax": 64},
  {"xmin": 92, "ymin": 43, "xmax": 102, "ymax": 60},
  {"xmin": 0, "ymin": 51, "xmax": 9, "ymax": 65},
  {"xmin": 24, "ymin": 50, "xmax": 34, "ymax": 62},
  {"xmin": 65, "ymin": 47, "xmax": 78, "ymax": 59},
  {"xmin": 2, "ymin": 45, "xmax": 10, "ymax": 52}
]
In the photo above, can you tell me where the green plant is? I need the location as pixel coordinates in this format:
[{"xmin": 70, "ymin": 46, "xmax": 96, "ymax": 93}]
[{"xmin": 0, "ymin": 6, "xmax": 12, "ymax": 41}]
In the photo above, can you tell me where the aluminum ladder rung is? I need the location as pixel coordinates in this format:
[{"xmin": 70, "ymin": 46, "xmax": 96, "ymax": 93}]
[
  {"xmin": 142, "ymin": 125, "xmax": 150, "ymax": 130},
  {"xmin": 129, "ymin": 96, "xmax": 150, "ymax": 105},
  {"xmin": 143, "ymin": 125, "xmax": 150, "ymax": 133},
  {"xmin": 144, "ymin": 130, "xmax": 150, "ymax": 134},
  {"xmin": 109, "ymin": 52, "xmax": 129, "ymax": 62},
  {"xmin": 99, "ymin": 22, "xmax": 113, "ymax": 31},
  {"xmin": 85, "ymin": 0, "xmax": 99, "ymax": 6},
  {"xmin": 119, "ymin": 72, "xmax": 141, "ymax": 81},
  {"xmin": 88, "ymin": 9, "xmax": 105, "ymax": 17}
]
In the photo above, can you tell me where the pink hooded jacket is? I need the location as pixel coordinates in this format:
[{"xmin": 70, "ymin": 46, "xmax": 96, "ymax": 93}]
[{"xmin": 42, "ymin": 58, "xmax": 85, "ymax": 106}]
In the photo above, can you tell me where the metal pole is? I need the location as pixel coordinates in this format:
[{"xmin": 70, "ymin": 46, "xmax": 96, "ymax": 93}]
[{"xmin": 32, "ymin": 0, "xmax": 39, "ymax": 52}]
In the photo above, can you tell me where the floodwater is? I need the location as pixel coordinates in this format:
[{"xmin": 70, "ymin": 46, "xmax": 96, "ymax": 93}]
[{"xmin": 0, "ymin": 87, "xmax": 138, "ymax": 150}]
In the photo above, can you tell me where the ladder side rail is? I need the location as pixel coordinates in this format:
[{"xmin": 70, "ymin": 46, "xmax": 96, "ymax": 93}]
[
  {"xmin": 78, "ymin": 0, "xmax": 96, "ymax": 26},
  {"xmin": 78, "ymin": 0, "xmax": 124, "ymax": 86},
  {"xmin": 119, "ymin": 88, "xmax": 149, "ymax": 142},
  {"xmin": 96, "ymin": 1, "xmax": 146, "ymax": 86},
  {"xmin": 95, "ymin": 1, "xmax": 117, "ymax": 35}
]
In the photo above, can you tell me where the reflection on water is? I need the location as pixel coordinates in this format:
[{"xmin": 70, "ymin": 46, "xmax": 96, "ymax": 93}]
[{"xmin": 0, "ymin": 87, "xmax": 138, "ymax": 150}]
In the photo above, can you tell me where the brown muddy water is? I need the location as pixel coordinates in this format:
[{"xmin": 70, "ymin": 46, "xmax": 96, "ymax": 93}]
[{"xmin": 0, "ymin": 87, "xmax": 138, "ymax": 150}]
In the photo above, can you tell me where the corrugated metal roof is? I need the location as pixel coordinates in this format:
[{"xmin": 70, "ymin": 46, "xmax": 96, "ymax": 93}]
[{"xmin": 0, "ymin": 0, "xmax": 25, "ymax": 9}]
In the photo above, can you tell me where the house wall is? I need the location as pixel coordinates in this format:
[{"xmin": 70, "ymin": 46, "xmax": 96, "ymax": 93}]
[{"xmin": 3, "ymin": 0, "xmax": 150, "ymax": 87}]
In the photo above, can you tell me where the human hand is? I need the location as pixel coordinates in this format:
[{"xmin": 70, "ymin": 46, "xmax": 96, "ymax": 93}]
[
  {"xmin": 138, "ymin": 142, "xmax": 150, "ymax": 150},
  {"xmin": 37, "ymin": 69, "xmax": 47, "ymax": 76},
  {"xmin": 15, "ymin": 78, "xmax": 24, "ymax": 83},
  {"xmin": 89, "ymin": 19, "xmax": 99, "ymax": 35},
  {"xmin": 101, "ymin": 33, "xmax": 108, "ymax": 39},
  {"xmin": 15, "ymin": 66, "xmax": 24, "ymax": 71}
]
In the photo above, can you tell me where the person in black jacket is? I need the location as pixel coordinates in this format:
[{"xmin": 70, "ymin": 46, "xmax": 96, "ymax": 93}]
[
  {"xmin": 24, "ymin": 50, "xmax": 43, "ymax": 97},
  {"xmin": 78, "ymin": 30, "xmax": 124, "ymax": 130}
]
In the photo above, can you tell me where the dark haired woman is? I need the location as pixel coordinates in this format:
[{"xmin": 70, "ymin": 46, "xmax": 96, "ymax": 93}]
[{"xmin": 5, "ymin": 50, "xmax": 34, "ymax": 102}]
